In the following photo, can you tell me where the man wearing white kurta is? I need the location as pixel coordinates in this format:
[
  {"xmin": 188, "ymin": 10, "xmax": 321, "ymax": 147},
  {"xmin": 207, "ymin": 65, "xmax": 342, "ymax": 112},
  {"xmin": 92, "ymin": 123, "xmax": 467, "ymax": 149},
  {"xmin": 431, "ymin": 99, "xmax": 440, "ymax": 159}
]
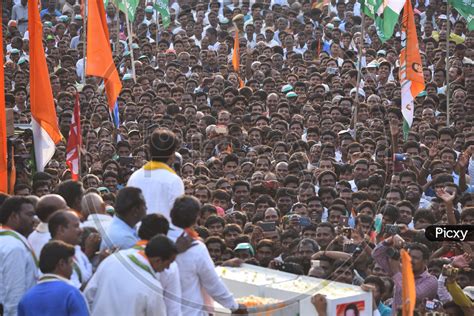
[
  {"xmin": 127, "ymin": 129, "xmax": 185, "ymax": 239},
  {"xmin": 27, "ymin": 194, "xmax": 68, "ymax": 258},
  {"xmin": 84, "ymin": 235, "xmax": 178, "ymax": 316},
  {"xmin": 169, "ymin": 196, "xmax": 242, "ymax": 316},
  {"xmin": 0, "ymin": 197, "xmax": 38, "ymax": 316}
]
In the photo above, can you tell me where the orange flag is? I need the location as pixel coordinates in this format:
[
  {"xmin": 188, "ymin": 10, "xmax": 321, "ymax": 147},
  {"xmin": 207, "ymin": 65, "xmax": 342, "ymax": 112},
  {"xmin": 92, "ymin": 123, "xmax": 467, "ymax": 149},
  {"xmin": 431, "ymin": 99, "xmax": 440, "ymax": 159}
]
[
  {"xmin": 29, "ymin": 0, "xmax": 62, "ymax": 172},
  {"xmin": 232, "ymin": 29, "xmax": 244, "ymax": 88},
  {"xmin": 86, "ymin": 0, "xmax": 122, "ymax": 110},
  {"xmin": 0, "ymin": 5, "xmax": 8, "ymax": 193},
  {"xmin": 401, "ymin": 249, "xmax": 416, "ymax": 316},
  {"xmin": 232, "ymin": 29, "xmax": 240, "ymax": 72}
]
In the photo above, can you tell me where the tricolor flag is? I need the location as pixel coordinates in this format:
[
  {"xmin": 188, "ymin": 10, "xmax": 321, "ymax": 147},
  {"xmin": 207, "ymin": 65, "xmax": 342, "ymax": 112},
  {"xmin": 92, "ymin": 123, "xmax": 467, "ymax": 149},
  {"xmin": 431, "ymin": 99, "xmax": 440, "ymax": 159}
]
[
  {"xmin": 87, "ymin": 0, "xmax": 122, "ymax": 110},
  {"xmin": 401, "ymin": 249, "xmax": 416, "ymax": 316},
  {"xmin": 0, "ymin": 5, "xmax": 8, "ymax": 193},
  {"xmin": 29, "ymin": 0, "xmax": 62, "ymax": 172},
  {"xmin": 399, "ymin": 0, "xmax": 425, "ymax": 138},
  {"xmin": 66, "ymin": 95, "xmax": 82, "ymax": 181},
  {"xmin": 375, "ymin": 0, "xmax": 406, "ymax": 42}
]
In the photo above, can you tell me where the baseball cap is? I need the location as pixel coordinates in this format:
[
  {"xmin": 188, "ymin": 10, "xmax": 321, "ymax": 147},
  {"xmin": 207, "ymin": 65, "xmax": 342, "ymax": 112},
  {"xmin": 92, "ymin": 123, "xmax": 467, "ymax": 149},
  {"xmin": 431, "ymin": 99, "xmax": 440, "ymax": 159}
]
[
  {"xmin": 8, "ymin": 20, "xmax": 17, "ymax": 27},
  {"xmin": 286, "ymin": 91, "xmax": 298, "ymax": 98},
  {"xmin": 234, "ymin": 243, "xmax": 255, "ymax": 256},
  {"xmin": 145, "ymin": 6, "xmax": 154, "ymax": 13},
  {"xmin": 281, "ymin": 84, "xmax": 293, "ymax": 93}
]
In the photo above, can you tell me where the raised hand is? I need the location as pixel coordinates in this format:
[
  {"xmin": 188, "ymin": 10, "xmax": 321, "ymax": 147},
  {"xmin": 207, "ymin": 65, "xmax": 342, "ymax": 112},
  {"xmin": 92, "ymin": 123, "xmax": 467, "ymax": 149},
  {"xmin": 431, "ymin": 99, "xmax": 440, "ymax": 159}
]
[{"xmin": 435, "ymin": 187, "xmax": 456, "ymax": 204}]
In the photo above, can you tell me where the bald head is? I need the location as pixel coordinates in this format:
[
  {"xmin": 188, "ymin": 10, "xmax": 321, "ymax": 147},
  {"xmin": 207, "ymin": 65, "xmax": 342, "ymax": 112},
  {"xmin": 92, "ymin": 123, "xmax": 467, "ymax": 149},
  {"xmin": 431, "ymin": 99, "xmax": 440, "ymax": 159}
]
[
  {"xmin": 81, "ymin": 193, "xmax": 105, "ymax": 217},
  {"xmin": 36, "ymin": 194, "xmax": 68, "ymax": 223}
]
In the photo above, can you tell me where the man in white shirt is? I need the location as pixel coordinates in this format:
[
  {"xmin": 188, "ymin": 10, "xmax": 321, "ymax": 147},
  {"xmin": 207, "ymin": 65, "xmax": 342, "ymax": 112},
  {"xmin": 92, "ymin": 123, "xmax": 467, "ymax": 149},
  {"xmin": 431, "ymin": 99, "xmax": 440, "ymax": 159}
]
[
  {"xmin": 28, "ymin": 194, "xmax": 68, "ymax": 258},
  {"xmin": 127, "ymin": 129, "xmax": 185, "ymax": 239},
  {"xmin": 48, "ymin": 210, "xmax": 93, "ymax": 289},
  {"xmin": 84, "ymin": 235, "xmax": 178, "ymax": 316},
  {"xmin": 11, "ymin": 0, "xmax": 28, "ymax": 35},
  {"xmin": 169, "ymin": 196, "xmax": 245, "ymax": 316},
  {"xmin": 80, "ymin": 192, "xmax": 112, "ymax": 234},
  {"xmin": 0, "ymin": 196, "xmax": 38, "ymax": 316}
]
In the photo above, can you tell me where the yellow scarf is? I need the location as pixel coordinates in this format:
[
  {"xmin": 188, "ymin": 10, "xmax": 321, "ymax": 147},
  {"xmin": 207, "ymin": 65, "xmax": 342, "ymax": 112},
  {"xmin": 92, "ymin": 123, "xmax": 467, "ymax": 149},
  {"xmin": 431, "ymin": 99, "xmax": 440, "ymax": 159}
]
[{"xmin": 142, "ymin": 161, "xmax": 176, "ymax": 174}]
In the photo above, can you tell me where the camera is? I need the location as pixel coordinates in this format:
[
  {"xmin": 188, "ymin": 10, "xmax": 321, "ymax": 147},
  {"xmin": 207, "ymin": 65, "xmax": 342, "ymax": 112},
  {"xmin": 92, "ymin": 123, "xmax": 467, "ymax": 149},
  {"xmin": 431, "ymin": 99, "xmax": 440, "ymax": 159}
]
[
  {"xmin": 393, "ymin": 153, "xmax": 408, "ymax": 162},
  {"xmin": 383, "ymin": 224, "xmax": 401, "ymax": 236},
  {"xmin": 441, "ymin": 264, "xmax": 459, "ymax": 277},
  {"xmin": 342, "ymin": 227, "xmax": 352, "ymax": 238},
  {"xmin": 425, "ymin": 299, "xmax": 442, "ymax": 311}
]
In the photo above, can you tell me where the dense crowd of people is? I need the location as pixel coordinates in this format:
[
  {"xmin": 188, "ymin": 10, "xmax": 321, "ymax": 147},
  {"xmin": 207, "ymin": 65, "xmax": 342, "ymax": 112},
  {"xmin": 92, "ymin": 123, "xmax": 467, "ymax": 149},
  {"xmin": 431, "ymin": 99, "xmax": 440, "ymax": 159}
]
[{"xmin": 1, "ymin": 0, "xmax": 474, "ymax": 315}]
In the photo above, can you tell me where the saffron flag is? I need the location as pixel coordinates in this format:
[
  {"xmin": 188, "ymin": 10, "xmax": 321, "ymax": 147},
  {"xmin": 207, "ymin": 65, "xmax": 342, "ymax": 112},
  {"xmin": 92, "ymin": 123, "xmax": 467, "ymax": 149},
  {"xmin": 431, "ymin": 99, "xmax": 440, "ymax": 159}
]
[
  {"xmin": 232, "ymin": 29, "xmax": 244, "ymax": 88},
  {"xmin": 401, "ymin": 249, "xmax": 416, "ymax": 316},
  {"xmin": 232, "ymin": 29, "xmax": 240, "ymax": 73},
  {"xmin": 29, "ymin": 0, "xmax": 62, "ymax": 172},
  {"xmin": 0, "ymin": 5, "xmax": 8, "ymax": 193},
  {"xmin": 87, "ymin": 0, "xmax": 122, "ymax": 110},
  {"xmin": 375, "ymin": 0, "xmax": 406, "ymax": 42},
  {"xmin": 66, "ymin": 95, "xmax": 82, "ymax": 181},
  {"xmin": 399, "ymin": 0, "xmax": 425, "ymax": 138}
]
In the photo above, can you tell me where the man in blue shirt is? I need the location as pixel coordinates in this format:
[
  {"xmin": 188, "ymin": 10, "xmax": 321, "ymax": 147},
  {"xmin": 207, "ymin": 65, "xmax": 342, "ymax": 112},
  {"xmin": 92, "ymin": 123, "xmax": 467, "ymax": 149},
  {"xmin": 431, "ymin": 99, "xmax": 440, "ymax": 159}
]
[
  {"xmin": 100, "ymin": 187, "xmax": 146, "ymax": 250},
  {"xmin": 18, "ymin": 240, "xmax": 89, "ymax": 316},
  {"xmin": 40, "ymin": 0, "xmax": 62, "ymax": 18},
  {"xmin": 363, "ymin": 276, "xmax": 392, "ymax": 316}
]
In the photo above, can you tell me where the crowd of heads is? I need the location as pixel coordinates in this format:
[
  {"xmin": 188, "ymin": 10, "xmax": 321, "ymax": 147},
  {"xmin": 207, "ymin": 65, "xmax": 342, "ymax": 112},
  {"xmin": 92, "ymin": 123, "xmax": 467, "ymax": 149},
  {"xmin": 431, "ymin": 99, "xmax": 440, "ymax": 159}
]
[{"xmin": 2, "ymin": 0, "xmax": 474, "ymax": 314}]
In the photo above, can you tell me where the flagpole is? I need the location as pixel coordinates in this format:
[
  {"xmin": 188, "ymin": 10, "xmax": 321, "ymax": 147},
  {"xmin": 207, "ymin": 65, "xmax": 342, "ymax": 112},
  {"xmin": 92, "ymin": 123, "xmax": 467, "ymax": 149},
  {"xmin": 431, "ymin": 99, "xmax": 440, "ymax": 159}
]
[
  {"xmin": 446, "ymin": 2, "xmax": 451, "ymax": 127},
  {"xmin": 82, "ymin": 0, "xmax": 88, "ymax": 84},
  {"xmin": 353, "ymin": 11, "xmax": 365, "ymax": 129},
  {"xmin": 125, "ymin": 11, "xmax": 137, "ymax": 82}
]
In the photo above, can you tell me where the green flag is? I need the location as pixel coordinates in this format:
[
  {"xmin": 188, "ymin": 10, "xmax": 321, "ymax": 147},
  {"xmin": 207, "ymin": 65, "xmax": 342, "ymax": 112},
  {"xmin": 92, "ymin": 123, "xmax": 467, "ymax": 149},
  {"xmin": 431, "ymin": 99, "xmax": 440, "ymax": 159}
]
[
  {"xmin": 360, "ymin": 0, "xmax": 378, "ymax": 19},
  {"xmin": 449, "ymin": 0, "xmax": 474, "ymax": 31},
  {"xmin": 116, "ymin": 0, "xmax": 140, "ymax": 22},
  {"xmin": 375, "ymin": 0, "xmax": 406, "ymax": 42},
  {"xmin": 154, "ymin": 0, "xmax": 170, "ymax": 28}
]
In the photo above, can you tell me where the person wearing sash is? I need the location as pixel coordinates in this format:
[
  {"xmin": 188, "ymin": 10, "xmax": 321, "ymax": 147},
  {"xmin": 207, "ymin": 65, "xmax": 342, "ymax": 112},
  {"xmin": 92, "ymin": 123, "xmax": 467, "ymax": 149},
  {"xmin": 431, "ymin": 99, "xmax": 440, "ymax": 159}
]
[
  {"xmin": 27, "ymin": 194, "xmax": 68, "ymax": 258},
  {"xmin": 169, "ymin": 196, "xmax": 246, "ymax": 316},
  {"xmin": 127, "ymin": 129, "xmax": 185, "ymax": 239},
  {"xmin": 136, "ymin": 213, "xmax": 189, "ymax": 316},
  {"xmin": 48, "ymin": 210, "xmax": 93, "ymax": 289},
  {"xmin": 17, "ymin": 240, "xmax": 89, "ymax": 316},
  {"xmin": 99, "ymin": 187, "xmax": 146, "ymax": 251},
  {"xmin": 0, "ymin": 197, "xmax": 38, "ymax": 316},
  {"xmin": 84, "ymin": 235, "xmax": 178, "ymax": 316}
]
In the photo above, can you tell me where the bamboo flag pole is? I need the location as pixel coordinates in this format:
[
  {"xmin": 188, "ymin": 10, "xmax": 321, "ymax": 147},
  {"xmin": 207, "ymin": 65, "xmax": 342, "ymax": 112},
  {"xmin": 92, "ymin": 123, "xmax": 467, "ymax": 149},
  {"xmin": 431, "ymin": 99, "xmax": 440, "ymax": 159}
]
[
  {"xmin": 125, "ymin": 11, "xmax": 137, "ymax": 82},
  {"xmin": 352, "ymin": 11, "xmax": 365, "ymax": 130},
  {"xmin": 446, "ymin": 2, "xmax": 451, "ymax": 126}
]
